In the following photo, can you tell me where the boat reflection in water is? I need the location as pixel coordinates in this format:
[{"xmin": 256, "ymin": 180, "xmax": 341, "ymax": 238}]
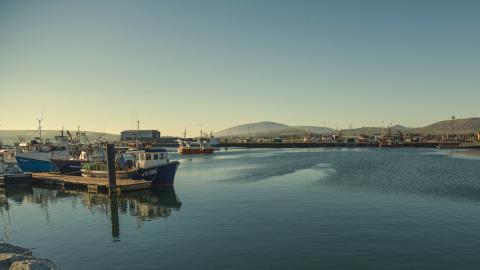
[
  {"xmin": 0, "ymin": 186, "xmax": 34, "ymax": 211},
  {"xmin": 0, "ymin": 186, "xmax": 181, "ymax": 239}
]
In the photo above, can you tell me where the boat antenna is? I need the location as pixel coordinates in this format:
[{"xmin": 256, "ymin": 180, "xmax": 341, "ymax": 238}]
[
  {"xmin": 36, "ymin": 117, "xmax": 44, "ymax": 139},
  {"xmin": 183, "ymin": 128, "xmax": 186, "ymax": 139},
  {"xmin": 197, "ymin": 123, "xmax": 204, "ymax": 138},
  {"xmin": 137, "ymin": 120, "xmax": 140, "ymax": 142}
]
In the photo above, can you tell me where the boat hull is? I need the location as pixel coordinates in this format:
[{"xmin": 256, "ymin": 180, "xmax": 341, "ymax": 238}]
[
  {"xmin": 128, "ymin": 161, "xmax": 180, "ymax": 186},
  {"xmin": 15, "ymin": 156, "xmax": 55, "ymax": 172},
  {"xmin": 51, "ymin": 159, "xmax": 83, "ymax": 176},
  {"xmin": 178, "ymin": 148, "xmax": 214, "ymax": 154},
  {"xmin": 378, "ymin": 144, "xmax": 404, "ymax": 148},
  {"xmin": 0, "ymin": 173, "xmax": 33, "ymax": 187},
  {"xmin": 83, "ymin": 161, "xmax": 180, "ymax": 186},
  {"xmin": 15, "ymin": 151, "xmax": 69, "ymax": 173}
]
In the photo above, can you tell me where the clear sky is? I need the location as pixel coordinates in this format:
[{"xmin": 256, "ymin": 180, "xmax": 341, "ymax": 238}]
[{"xmin": 1, "ymin": 0, "xmax": 479, "ymax": 135}]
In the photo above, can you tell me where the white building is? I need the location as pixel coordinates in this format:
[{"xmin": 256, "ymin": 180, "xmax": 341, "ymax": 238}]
[{"xmin": 121, "ymin": 130, "xmax": 161, "ymax": 142}]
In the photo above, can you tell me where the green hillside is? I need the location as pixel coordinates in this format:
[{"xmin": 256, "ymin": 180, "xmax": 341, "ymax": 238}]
[{"xmin": 0, "ymin": 130, "xmax": 120, "ymax": 145}]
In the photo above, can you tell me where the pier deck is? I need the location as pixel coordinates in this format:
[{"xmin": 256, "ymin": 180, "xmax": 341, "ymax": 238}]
[{"xmin": 32, "ymin": 172, "xmax": 151, "ymax": 193}]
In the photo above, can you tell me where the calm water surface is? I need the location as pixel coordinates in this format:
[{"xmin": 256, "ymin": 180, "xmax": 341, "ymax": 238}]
[{"xmin": 2, "ymin": 148, "xmax": 480, "ymax": 269}]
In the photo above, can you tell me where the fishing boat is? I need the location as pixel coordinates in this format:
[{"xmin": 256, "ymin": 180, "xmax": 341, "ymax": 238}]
[
  {"xmin": 0, "ymin": 149, "xmax": 32, "ymax": 187},
  {"xmin": 50, "ymin": 143, "xmax": 104, "ymax": 176},
  {"xmin": 177, "ymin": 139, "xmax": 215, "ymax": 154},
  {"xmin": 50, "ymin": 158, "xmax": 83, "ymax": 175},
  {"xmin": 15, "ymin": 138, "xmax": 70, "ymax": 172},
  {"xmin": 14, "ymin": 121, "xmax": 71, "ymax": 172},
  {"xmin": 378, "ymin": 126, "xmax": 404, "ymax": 148},
  {"xmin": 81, "ymin": 147, "xmax": 179, "ymax": 186}
]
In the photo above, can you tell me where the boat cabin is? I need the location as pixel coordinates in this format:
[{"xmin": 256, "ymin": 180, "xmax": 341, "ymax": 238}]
[
  {"xmin": 0, "ymin": 150, "xmax": 22, "ymax": 175},
  {"xmin": 119, "ymin": 148, "xmax": 169, "ymax": 170}
]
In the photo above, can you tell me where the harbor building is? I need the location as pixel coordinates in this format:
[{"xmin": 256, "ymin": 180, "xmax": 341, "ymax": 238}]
[{"xmin": 121, "ymin": 130, "xmax": 161, "ymax": 142}]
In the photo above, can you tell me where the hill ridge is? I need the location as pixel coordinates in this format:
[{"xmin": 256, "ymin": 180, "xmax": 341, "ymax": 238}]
[{"xmin": 214, "ymin": 117, "xmax": 480, "ymax": 137}]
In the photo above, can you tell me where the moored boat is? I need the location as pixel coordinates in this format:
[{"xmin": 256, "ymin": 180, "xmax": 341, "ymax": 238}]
[
  {"xmin": 81, "ymin": 147, "xmax": 179, "ymax": 186},
  {"xmin": 0, "ymin": 149, "xmax": 32, "ymax": 187},
  {"xmin": 378, "ymin": 125, "xmax": 404, "ymax": 148},
  {"xmin": 14, "ymin": 127, "xmax": 71, "ymax": 172},
  {"xmin": 177, "ymin": 139, "xmax": 215, "ymax": 154},
  {"xmin": 50, "ymin": 158, "xmax": 83, "ymax": 175}
]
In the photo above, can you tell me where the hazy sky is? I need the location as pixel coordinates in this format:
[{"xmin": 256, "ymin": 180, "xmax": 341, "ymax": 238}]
[{"xmin": 1, "ymin": 0, "xmax": 479, "ymax": 135}]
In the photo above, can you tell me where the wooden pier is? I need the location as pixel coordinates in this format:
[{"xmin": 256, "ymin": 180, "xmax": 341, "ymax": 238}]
[{"xmin": 32, "ymin": 172, "xmax": 151, "ymax": 194}]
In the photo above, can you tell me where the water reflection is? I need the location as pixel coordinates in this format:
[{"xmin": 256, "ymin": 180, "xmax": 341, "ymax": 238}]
[
  {"xmin": 0, "ymin": 186, "xmax": 181, "ymax": 239},
  {"xmin": 0, "ymin": 186, "xmax": 34, "ymax": 211},
  {"xmin": 0, "ymin": 187, "xmax": 34, "ymax": 240},
  {"xmin": 110, "ymin": 192, "xmax": 120, "ymax": 238},
  {"xmin": 74, "ymin": 188, "xmax": 182, "ymax": 220}
]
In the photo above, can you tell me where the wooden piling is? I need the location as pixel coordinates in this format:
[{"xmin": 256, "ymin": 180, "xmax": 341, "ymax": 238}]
[{"xmin": 106, "ymin": 143, "xmax": 117, "ymax": 192}]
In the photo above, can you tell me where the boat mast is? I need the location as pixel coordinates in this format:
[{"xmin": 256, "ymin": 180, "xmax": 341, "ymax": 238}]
[
  {"xmin": 77, "ymin": 125, "xmax": 80, "ymax": 144},
  {"xmin": 36, "ymin": 117, "xmax": 43, "ymax": 140},
  {"xmin": 137, "ymin": 120, "xmax": 140, "ymax": 142}
]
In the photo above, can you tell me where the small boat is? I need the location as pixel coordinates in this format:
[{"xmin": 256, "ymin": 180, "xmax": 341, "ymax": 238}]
[
  {"xmin": 177, "ymin": 139, "xmax": 215, "ymax": 154},
  {"xmin": 82, "ymin": 147, "xmax": 179, "ymax": 186},
  {"xmin": 0, "ymin": 149, "xmax": 32, "ymax": 187}
]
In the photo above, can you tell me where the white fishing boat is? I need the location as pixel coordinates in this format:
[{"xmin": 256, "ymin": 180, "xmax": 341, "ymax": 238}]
[{"xmin": 15, "ymin": 120, "xmax": 71, "ymax": 172}]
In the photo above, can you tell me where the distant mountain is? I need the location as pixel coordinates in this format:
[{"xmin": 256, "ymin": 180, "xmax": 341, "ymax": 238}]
[
  {"xmin": 420, "ymin": 117, "xmax": 480, "ymax": 135},
  {"xmin": 341, "ymin": 119, "xmax": 480, "ymax": 136},
  {"xmin": 214, "ymin": 117, "xmax": 480, "ymax": 138},
  {"xmin": 214, "ymin": 122, "xmax": 335, "ymax": 137},
  {"xmin": 214, "ymin": 122, "xmax": 289, "ymax": 137},
  {"xmin": 0, "ymin": 130, "xmax": 120, "ymax": 145}
]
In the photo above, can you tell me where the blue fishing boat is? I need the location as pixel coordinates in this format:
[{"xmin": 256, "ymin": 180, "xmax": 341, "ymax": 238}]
[
  {"xmin": 82, "ymin": 147, "xmax": 179, "ymax": 186},
  {"xmin": 15, "ymin": 140, "xmax": 71, "ymax": 172},
  {"xmin": 14, "ymin": 121, "xmax": 71, "ymax": 172}
]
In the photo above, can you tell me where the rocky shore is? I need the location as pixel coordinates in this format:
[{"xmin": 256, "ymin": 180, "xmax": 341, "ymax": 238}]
[{"xmin": 0, "ymin": 243, "xmax": 59, "ymax": 270}]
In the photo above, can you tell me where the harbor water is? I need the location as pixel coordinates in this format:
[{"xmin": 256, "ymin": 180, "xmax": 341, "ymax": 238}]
[{"xmin": 2, "ymin": 148, "xmax": 480, "ymax": 269}]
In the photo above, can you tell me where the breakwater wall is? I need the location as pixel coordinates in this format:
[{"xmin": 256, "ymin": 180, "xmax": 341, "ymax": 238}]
[{"xmin": 218, "ymin": 142, "xmax": 440, "ymax": 148}]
